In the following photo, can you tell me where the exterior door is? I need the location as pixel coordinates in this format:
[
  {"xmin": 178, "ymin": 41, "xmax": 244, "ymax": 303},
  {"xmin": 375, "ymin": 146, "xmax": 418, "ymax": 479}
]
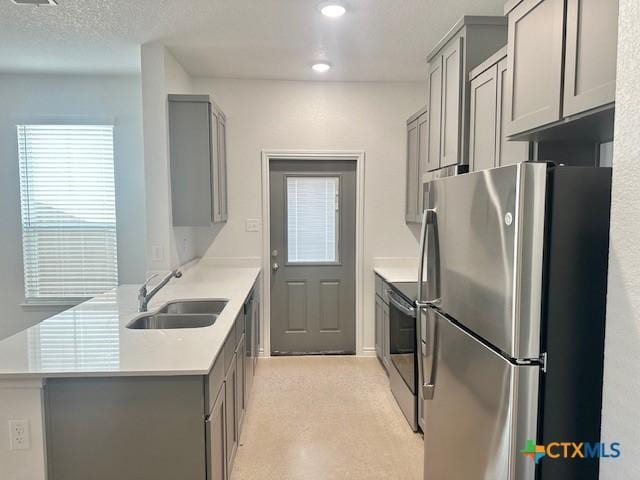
[{"xmin": 270, "ymin": 160, "xmax": 356, "ymax": 355}]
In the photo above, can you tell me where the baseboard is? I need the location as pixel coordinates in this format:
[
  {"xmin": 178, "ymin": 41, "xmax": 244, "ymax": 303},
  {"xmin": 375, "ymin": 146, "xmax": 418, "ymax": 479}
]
[{"xmin": 359, "ymin": 347, "xmax": 377, "ymax": 358}]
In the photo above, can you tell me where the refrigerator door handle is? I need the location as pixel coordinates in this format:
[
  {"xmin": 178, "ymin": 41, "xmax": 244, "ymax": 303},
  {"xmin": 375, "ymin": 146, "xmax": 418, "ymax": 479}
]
[
  {"xmin": 417, "ymin": 209, "xmax": 429, "ymax": 303},
  {"xmin": 419, "ymin": 209, "xmax": 440, "ymax": 307},
  {"xmin": 422, "ymin": 308, "xmax": 439, "ymax": 401}
]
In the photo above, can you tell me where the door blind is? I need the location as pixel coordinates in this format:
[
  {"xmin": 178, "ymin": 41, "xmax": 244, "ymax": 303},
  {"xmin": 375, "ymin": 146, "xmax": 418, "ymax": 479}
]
[
  {"xmin": 17, "ymin": 124, "xmax": 118, "ymax": 301},
  {"xmin": 286, "ymin": 176, "xmax": 339, "ymax": 263}
]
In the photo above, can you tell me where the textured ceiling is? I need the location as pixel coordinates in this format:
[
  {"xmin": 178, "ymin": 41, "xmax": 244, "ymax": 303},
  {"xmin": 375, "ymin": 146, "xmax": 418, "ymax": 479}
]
[{"xmin": 0, "ymin": 0, "xmax": 505, "ymax": 81}]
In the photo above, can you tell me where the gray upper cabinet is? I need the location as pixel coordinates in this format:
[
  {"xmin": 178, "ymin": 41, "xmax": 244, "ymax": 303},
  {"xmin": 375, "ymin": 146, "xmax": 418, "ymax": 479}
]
[
  {"xmin": 563, "ymin": 0, "xmax": 618, "ymax": 117},
  {"xmin": 168, "ymin": 94, "xmax": 228, "ymax": 227},
  {"xmin": 505, "ymin": 0, "xmax": 618, "ymax": 138},
  {"xmin": 425, "ymin": 16, "xmax": 508, "ymax": 171},
  {"xmin": 469, "ymin": 64, "xmax": 499, "ymax": 172},
  {"xmin": 405, "ymin": 107, "xmax": 428, "ymax": 224},
  {"xmin": 426, "ymin": 58, "xmax": 443, "ymax": 174},
  {"xmin": 405, "ymin": 118, "xmax": 420, "ymax": 223},
  {"xmin": 505, "ymin": 0, "xmax": 564, "ymax": 137},
  {"xmin": 469, "ymin": 48, "xmax": 530, "ymax": 171},
  {"xmin": 440, "ymin": 37, "xmax": 464, "ymax": 168}
]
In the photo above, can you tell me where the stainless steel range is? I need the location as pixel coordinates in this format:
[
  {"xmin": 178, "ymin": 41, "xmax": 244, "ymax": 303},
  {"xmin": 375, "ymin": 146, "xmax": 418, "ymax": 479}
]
[{"xmin": 386, "ymin": 281, "xmax": 419, "ymax": 432}]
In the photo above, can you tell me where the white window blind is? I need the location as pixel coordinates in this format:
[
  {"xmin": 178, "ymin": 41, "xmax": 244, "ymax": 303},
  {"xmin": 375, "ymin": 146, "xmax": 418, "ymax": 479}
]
[
  {"xmin": 287, "ymin": 176, "xmax": 339, "ymax": 263},
  {"xmin": 17, "ymin": 124, "xmax": 118, "ymax": 301}
]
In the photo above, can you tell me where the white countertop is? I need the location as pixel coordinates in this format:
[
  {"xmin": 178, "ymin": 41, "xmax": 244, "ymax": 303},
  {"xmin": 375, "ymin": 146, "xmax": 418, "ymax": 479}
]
[
  {"xmin": 373, "ymin": 258, "xmax": 419, "ymax": 283},
  {"xmin": 0, "ymin": 263, "xmax": 260, "ymax": 379}
]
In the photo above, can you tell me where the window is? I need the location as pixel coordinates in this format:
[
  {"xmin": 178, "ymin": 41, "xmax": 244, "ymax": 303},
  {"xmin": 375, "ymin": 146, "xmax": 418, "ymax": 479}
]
[
  {"xmin": 17, "ymin": 124, "xmax": 118, "ymax": 302},
  {"xmin": 286, "ymin": 176, "xmax": 339, "ymax": 263}
]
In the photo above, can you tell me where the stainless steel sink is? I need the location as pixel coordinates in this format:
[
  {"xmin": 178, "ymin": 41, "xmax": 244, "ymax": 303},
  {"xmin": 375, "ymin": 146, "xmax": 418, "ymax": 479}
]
[
  {"xmin": 158, "ymin": 300, "xmax": 227, "ymax": 315},
  {"xmin": 127, "ymin": 313, "xmax": 217, "ymax": 329},
  {"xmin": 127, "ymin": 300, "xmax": 228, "ymax": 330}
]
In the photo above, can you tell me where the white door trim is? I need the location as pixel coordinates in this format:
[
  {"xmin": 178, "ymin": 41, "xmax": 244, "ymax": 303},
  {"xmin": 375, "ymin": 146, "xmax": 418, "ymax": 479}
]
[{"xmin": 260, "ymin": 150, "xmax": 366, "ymax": 357}]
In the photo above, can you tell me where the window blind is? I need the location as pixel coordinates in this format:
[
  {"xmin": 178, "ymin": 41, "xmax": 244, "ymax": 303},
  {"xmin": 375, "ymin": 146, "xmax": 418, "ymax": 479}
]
[
  {"xmin": 287, "ymin": 176, "xmax": 339, "ymax": 263},
  {"xmin": 17, "ymin": 124, "xmax": 118, "ymax": 301}
]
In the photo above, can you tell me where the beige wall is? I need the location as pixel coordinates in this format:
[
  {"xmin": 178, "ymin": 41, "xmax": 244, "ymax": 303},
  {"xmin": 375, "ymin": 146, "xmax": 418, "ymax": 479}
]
[
  {"xmin": 190, "ymin": 77, "xmax": 426, "ymax": 352},
  {"xmin": 601, "ymin": 0, "xmax": 640, "ymax": 476}
]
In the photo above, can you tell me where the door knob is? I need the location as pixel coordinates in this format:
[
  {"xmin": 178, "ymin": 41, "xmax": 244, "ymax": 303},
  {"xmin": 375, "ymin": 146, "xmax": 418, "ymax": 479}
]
[{"xmin": 272, "ymin": 262, "xmax": 279, "ymax": 272}]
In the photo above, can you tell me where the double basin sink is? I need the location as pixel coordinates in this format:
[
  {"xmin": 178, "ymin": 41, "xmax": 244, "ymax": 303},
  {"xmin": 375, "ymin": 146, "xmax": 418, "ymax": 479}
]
[{"xmin": 127, "ymin": 300, "xmax": 228, "ymax": 330}]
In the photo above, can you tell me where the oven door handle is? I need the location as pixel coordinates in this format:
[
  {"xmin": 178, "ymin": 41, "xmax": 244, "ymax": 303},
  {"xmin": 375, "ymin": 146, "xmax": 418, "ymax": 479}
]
[{"xmin": 388, "ymin": 292, "xmax": 416, "ymax": 318}]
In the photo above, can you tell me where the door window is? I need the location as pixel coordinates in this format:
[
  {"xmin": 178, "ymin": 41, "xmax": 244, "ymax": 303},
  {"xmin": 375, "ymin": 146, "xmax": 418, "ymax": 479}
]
[{"xmin": 286, "ymin": 176, "xmax": 339, "ymax": 264}]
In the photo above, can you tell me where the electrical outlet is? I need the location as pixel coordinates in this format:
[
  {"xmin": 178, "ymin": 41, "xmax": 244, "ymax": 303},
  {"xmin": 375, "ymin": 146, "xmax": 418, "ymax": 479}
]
[
  {"xmin": 9, "ymin": 420, "xmax": 30, "ymax": 451},
  {"xmin": 245, "ymin": 219, "xmax": 260, "ymax": 232}
]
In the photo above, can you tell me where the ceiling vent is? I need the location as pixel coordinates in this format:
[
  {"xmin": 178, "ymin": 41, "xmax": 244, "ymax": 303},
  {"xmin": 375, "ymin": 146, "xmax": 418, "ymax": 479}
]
[{"xmin": 11, "ymin": 0, "xmax": 58, "ymax": 5}]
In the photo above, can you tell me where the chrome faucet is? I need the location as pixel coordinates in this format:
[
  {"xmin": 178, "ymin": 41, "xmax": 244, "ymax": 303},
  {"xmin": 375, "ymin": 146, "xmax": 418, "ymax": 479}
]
[{"xmin": 138, "ymin": 270, "xmax": 183, "ymax": 312}]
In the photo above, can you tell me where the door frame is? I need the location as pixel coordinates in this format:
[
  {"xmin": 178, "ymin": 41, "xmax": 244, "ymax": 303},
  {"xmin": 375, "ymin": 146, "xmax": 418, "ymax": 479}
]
[{"xmin": 260, "ymin": 150, "xmax": 366, "ymax": 357}]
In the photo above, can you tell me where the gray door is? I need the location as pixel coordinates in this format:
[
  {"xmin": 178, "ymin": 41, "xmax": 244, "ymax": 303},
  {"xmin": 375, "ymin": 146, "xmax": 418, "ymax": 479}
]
[
  {"xmin": 469, "ymin": 64, "xmax": 499, "ymax": 172},
  {"xmin": 423, "ymin": 308, "xmax": 538, "ymax": 480},
  {"xmin": 270, "ymin": 160, "xmax": 356, "ymax": 355}
]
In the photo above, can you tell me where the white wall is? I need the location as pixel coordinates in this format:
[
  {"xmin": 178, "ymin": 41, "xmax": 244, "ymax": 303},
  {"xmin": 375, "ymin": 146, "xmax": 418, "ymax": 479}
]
[
  {"xmin": 0, "ymin": 73, "xmax": 146, "ymax": 340},
  {"xmin": 601, "ymin": 0, "xmax": 640, "ymax": 476},
  {"xmin": 141, "ymin": 43, "xmax": 219, "ymax": 273},
  {"xmin": 190, "ymin": 77, "xmax": 425, "ymax": 352}
]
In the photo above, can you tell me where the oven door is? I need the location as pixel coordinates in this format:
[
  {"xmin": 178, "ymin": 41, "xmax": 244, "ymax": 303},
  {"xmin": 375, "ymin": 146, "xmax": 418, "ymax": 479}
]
[{"xmin": 388, "ymin": 291, "xmax": 417, "ymax": 394}]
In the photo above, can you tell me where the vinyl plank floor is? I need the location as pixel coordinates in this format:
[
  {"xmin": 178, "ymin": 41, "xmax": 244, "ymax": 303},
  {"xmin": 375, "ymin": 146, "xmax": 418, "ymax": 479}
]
[{"xmin": 231, "ymin": 356, "xmax": 423, "ymax": 480}]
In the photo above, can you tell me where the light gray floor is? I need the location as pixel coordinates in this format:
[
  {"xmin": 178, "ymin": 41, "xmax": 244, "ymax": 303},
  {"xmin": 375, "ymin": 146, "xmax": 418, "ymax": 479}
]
[{"xmin": 232, "ymin": 356, "xmax": 423, "ymax": 480}]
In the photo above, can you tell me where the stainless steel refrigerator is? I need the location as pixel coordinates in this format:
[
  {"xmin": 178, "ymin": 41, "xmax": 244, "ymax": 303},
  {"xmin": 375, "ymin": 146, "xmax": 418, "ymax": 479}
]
[{"xmin": 416, "ymin": 163, "xmax": 611, "ymax": 480}]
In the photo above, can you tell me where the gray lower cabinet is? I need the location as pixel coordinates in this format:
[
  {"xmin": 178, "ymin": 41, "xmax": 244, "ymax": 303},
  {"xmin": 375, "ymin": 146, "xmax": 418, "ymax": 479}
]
[
  {"xmin": 374, "ymin": 274, "xmax": 391, "ymax": 373},
  {"xmin": 236, "ymin": 334, "xmax": 246, "ymax": 429},
  {"xmin": 505, "ymin": 0, "xmax": 618, "ymax": 138},
  {"xmin": 168, "ymin": 94, "xmax": 228, "ymax": 226},
  {"xmin": 469, "ymin": 48, "xmax": 530, "ymax": 171},
  {"xmin": 225, "ymin": 351, "xmax": 239, "ymax": 472},
  {"xmin": 45, "ymin": 290, "xmax": 258, "ymax": 480},
  {"xmin": 425, "ymin": 16, "xmax": 508, "ymax": 171},
  {"xmin": 206, "ymin": 386, "xmax": 227, "ymax": 480}
]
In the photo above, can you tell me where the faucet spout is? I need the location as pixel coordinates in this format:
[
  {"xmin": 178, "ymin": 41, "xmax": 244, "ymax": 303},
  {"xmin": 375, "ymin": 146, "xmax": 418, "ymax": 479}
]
[{"xmin": 138, "ymin": 269, "xmax": 183, "ymax": 312}]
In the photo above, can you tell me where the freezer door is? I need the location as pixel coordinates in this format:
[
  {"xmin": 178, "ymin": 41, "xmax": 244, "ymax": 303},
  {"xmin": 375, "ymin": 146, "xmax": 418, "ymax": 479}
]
[
  {"xmin": 424, "ymin": 162, "xmax": 547, "ymax": 359},
  {"xmin": 423, "ymin": 309, "xmax": 539, "ymax": 480}
]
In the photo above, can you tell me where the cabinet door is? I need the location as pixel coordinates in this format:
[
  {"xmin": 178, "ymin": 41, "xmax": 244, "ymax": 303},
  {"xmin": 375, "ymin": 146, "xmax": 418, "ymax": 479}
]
[
  {"xmin": 506, "ymin": 0, "xmax": 564, "ymax": 136},
  {"xmin": 469, "ymin": 65, "xmax": 498, "ymax": 172},
  {"xmin": 217, "ymin": 114, "xmax": 228, "ymax": 222},
  {"xmin": 426, "ymin": 57, "xmax": 443, "ymax": 172},
  {"xmin": 496, "ymin": 58, "xmax": 531, "ymax": 166},
  {"xmin": 375, "ymin": 295, "xmax": 383, "ymax": 361},
  {"xmin": 382, "ymin": 302, "xmax": 390, "ymax": 371},
  {"xmin": 225, "ymin": 353, "xmax": 238, "ymax": 472},
  {"xmin": 206, "ymin": 386, "xmax": 227, "ymax": 480},
  {"xmin": 169, "ymin": 99, "xmax": 213, "ymax": 226},
  {"xmin": 405, "ymin": 119, "xmax": 419, "ymax": 223},
  {"xmin": 236, "ymin": 336, "xmax": 246, "ymax": 430},
  {"xmin": 212, "ymin": 108, "xmax": 228, "ymax": 223},
  {"xmin": 417, "ymin": 112, "xmax": 429, "ymax": 214},
  {"xmin": 563, "ymin": 0, "xmax": 618, "ymax": 117},
  {"xmin": 440, "ymin": 37, "xmax": 464, "ymax": 168}
]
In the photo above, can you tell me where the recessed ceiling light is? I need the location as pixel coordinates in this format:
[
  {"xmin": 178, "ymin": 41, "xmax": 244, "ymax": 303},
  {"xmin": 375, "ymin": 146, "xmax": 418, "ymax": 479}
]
[
  {"xmin": 312, "ymin": 62, "xmax": 331, "ymax": 73},
  {"xmin": 319, "ymin": 3, "xmax": 346, "ymax": 18},
  {"xmin": 11, "ymin": 0, "xmax": 58, "ymax": 5}
]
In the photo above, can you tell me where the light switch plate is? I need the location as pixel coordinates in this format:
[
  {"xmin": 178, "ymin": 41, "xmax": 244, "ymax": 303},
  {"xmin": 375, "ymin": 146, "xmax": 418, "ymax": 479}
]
[
  {"xmin": 9, "ymin": 420, "xmax": 30, "ymax": 450},
  {"xmin": 152, "ymin": 245, "xmax": 164, "ymax": 262},
  {"xmin": 245, "ymin": 219, "xmax": 260, "ymax": 232}
]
